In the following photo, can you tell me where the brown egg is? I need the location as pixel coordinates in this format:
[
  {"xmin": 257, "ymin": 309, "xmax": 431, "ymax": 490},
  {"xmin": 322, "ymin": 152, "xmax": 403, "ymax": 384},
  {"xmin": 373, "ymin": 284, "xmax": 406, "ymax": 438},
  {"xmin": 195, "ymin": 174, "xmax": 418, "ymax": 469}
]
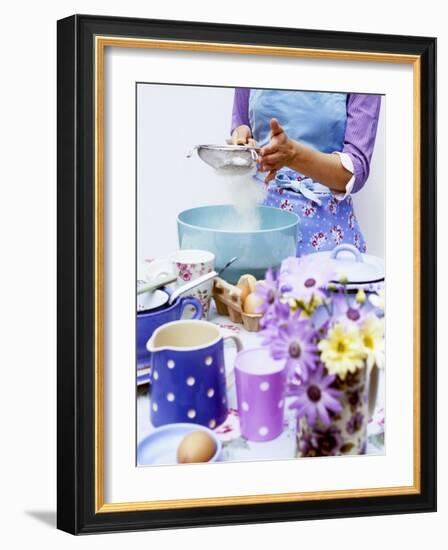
[
  {"xmin": 243, "ymin": 292, "xmax": 264, "ymax": 314},
  {"xmin": 237, "ymin": 274, "xmax": 258, "ymax": 303},
  {"xmin": 177, "ymin": 431, "xmax": 217, "ymax": 464}
]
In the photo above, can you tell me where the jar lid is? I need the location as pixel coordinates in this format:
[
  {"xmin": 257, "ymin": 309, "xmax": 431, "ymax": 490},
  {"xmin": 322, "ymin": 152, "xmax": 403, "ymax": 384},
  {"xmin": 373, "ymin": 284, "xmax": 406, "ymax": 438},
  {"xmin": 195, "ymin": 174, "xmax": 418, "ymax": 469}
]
[{"xmin": 311, "ymin": 244, "xmax": 384, "ymax": 286}]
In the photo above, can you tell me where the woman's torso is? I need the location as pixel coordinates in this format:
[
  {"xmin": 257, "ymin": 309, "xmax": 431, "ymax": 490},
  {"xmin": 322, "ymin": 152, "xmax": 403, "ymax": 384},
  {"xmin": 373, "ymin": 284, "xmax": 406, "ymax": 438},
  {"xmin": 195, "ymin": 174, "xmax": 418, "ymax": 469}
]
[
  {"xmin": 247, "ymin": 89, "xmax": 366, "ymax": 255},
  {"xmin": 248, "ymin": 89, "xmax": 348, "ymax": 152}
]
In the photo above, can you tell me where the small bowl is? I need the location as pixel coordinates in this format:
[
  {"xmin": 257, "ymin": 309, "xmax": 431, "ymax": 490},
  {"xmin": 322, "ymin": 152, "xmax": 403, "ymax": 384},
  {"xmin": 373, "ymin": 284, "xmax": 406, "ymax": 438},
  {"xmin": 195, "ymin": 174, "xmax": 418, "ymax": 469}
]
[
  {"xmin": 137, "ymin": 423, "xmax": 222, "ymax": 466},
  {"xmin": 137, "ymin": 286, "xmax": 169, "ymax": 313}
]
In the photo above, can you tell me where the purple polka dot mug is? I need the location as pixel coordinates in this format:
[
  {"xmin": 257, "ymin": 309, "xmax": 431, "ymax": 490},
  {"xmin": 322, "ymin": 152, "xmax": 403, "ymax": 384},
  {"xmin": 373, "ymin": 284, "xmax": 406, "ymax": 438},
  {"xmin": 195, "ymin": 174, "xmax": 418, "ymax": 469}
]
[{"xmin": 235, "ymin": 348, "xmax": 287, "ymax": 442}]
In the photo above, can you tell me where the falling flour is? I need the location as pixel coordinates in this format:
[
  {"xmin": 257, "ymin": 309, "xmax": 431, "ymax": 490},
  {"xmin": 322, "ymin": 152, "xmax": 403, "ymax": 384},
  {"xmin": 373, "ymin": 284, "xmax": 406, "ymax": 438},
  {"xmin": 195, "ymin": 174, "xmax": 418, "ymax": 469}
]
[{"xmin": 216, "ymin": 172, "xmax": 267, "ymax": 231}]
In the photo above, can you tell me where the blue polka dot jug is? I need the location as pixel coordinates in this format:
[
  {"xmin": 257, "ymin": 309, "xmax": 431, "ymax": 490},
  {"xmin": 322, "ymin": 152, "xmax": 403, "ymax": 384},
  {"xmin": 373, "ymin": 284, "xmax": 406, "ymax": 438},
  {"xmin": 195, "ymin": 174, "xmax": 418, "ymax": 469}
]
[{"xmin": 146, "ymin": 320, "xmax": 243, "ymax": 428}]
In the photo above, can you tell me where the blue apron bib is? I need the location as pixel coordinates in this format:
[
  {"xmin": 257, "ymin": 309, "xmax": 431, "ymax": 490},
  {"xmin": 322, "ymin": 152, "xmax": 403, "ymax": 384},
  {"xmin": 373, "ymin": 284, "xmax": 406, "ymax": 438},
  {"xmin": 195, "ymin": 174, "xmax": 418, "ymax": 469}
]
[{"xmin": 248, "ymin": 90, "xmax": 366, "ymax": 255}]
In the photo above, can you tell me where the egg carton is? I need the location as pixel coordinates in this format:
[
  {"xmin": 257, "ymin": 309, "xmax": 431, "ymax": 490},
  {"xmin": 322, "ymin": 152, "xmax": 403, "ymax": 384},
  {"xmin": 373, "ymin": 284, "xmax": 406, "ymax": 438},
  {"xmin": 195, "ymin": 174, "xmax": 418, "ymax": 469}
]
[{"xmin": 212, "ymin": 277, "xmax": 263, "ymax": 332}]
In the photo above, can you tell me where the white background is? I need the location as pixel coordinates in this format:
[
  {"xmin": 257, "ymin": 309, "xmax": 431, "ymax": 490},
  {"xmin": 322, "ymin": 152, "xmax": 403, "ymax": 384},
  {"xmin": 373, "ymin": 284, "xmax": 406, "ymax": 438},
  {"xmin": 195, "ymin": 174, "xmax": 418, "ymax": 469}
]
[
  {"xmin": 0, "ymin": 0, "xmax": 444, "ymax": 548},
  {"xmin": 138, "ymin": 85, "xmax": 385, "ymax": 261}
]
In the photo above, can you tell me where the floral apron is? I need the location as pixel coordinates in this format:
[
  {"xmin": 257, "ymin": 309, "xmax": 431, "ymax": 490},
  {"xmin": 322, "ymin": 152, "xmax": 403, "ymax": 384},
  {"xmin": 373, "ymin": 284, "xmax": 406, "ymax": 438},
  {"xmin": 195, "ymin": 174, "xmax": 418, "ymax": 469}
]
[{"xmin": 248, "ymin": 89, "xmax": 366, "ymax": 256}]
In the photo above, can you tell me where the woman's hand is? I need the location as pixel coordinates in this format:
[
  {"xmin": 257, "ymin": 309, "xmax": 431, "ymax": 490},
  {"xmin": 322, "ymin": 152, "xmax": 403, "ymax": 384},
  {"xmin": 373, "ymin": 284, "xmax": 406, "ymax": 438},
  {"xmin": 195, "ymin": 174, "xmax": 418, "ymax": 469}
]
[
  {"xmin": 231, "ymin": 124, "xmax": 257, "ymax": 146},
  {"xmin": 259, "ymin": 119, "xmax": 297, "ymax": 184}
]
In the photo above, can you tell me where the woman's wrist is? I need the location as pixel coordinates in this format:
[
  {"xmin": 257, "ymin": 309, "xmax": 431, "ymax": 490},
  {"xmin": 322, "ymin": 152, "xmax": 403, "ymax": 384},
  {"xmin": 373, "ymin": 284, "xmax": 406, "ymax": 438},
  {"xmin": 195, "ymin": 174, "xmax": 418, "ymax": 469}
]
[{"xmin": 285, "ymin": 139, "xmax": 302, "ymax": 169}]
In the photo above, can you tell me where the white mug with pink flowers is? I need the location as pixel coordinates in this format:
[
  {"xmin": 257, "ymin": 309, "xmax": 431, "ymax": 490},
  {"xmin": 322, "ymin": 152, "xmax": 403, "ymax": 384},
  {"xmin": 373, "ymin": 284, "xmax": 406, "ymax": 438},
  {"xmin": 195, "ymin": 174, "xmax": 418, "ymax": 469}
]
[{"xmin": 170, "ymin": 249, "xmax": 215, "ymax": 319}]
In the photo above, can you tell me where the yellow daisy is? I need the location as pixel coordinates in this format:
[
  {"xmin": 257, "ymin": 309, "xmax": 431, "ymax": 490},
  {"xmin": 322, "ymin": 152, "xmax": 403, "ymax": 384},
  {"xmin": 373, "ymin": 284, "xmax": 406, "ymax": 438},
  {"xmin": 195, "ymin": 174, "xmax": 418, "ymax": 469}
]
[
  {"xmin": 359, "ymin": 315, "xmax": 385, "ymax": 369},
  {"xmin": 318, "ymin": 323, "xmax": 365, "ymax": 379}
]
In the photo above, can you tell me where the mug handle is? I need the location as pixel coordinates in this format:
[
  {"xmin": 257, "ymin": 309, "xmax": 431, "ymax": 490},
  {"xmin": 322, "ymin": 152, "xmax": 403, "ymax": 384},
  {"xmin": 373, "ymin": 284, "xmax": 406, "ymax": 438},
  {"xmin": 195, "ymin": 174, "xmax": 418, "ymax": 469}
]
[
  {"xmin": 179, "ymin": 296, "xmax": 203, "ymax": 320},
  {"xmin": 367, "ymin": 364, "xmax": 380, "ymax": 419},
  {"xmin": 221, "ymin": 328, "xmax": 243, "ymax": 390}
]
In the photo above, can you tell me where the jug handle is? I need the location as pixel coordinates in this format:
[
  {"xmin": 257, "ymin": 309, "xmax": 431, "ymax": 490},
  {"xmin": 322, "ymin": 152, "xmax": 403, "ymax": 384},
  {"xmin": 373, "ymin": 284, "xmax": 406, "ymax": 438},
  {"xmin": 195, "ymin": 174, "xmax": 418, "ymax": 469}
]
[
  {"xmin": 367, "ymin": 364, "xmax": 380, "ymax": 419},
  {"xmin": 221, "ymin": 328, "xmax": 244, "ymax": 390},
  {"xmin": 179, "ymin": 297, "xmax": 203, "ymax": 319}
]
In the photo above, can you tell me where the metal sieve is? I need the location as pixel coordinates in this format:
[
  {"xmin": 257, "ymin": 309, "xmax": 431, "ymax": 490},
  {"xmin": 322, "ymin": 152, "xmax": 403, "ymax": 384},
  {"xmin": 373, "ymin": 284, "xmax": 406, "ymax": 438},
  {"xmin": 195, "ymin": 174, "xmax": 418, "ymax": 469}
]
[{"xmin": 187, "ymin": 144, "xmax": 260, "ymax": 175}]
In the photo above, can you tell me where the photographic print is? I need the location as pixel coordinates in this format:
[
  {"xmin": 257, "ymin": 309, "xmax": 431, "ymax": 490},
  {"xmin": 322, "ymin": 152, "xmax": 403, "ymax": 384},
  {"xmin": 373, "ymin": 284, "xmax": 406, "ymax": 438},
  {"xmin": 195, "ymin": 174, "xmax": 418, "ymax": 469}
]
[
  {"xmin": 57, "ymin": 15, "xmax": 435, "ymax": 533},
  {"xmin": 136, "ymin": 83, "xmax": 386, "ymax": 466}
]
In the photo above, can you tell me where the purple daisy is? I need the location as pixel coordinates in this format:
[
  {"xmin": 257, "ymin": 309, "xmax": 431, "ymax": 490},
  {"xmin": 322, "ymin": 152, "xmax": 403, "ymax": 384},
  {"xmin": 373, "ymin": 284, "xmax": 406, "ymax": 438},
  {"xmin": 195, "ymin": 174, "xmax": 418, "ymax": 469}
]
[
  {"xmin": 280, "ymin": 255, "xmax": 335, "ymax": 304},
  {"xmin": 254, "ymin": 268, "xmax": 283, "ymax": 315},
  {"xmin": 331, "ymin": 291, "xmax": 367, "ymax": 327},
  {"xmin": 259, "ymin": 300, "xmax": 291, "ymax": 342},
  {"xmin": 288, "ymin": 364, "xmax": 343, "ymax": 426},
  {"xmin": 269, "ymin": 313, "xmax": 318, "ymax": 381}
]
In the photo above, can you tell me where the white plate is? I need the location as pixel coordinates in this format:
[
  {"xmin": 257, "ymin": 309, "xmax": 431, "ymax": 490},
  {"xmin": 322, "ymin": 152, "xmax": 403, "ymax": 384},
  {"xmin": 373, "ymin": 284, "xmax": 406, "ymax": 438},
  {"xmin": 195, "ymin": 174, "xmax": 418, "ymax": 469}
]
[{"xmin": 137, "ymin": 423, "xmax": 222, "ymax": 466}]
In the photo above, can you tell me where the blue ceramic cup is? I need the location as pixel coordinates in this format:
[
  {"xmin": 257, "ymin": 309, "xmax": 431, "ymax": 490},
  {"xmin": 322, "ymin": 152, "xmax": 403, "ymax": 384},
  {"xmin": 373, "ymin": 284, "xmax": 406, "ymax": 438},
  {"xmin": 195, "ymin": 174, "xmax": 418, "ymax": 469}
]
[
  {"xmin": 146, "ymin": 320, "xmax": 243, "ymax": 428},
  {"xmin": 137, "ymin": 296, "xmax": 202, "ymax": 369}
]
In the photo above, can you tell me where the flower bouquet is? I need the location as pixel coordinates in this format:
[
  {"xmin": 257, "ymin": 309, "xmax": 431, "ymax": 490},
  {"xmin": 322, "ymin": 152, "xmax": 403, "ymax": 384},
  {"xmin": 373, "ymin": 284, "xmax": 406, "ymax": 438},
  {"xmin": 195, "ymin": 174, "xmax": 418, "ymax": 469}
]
[{"xmin": 255, "ymin": 255, "xmax": 385, "ymax": 457}]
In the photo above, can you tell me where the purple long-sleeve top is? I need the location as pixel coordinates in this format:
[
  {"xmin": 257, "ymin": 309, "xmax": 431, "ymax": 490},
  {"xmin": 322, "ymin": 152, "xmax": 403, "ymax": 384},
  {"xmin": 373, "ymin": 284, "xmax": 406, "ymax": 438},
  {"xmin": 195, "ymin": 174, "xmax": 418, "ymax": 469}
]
[{"xmin": 231, "ymin": 89, "xmax": 381, "ymax": 193}]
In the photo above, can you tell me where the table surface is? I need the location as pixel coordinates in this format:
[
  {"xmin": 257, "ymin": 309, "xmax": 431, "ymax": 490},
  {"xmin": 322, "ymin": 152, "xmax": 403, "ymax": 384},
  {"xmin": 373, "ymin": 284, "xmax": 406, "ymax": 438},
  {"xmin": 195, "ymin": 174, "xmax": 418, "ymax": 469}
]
[{"xmin": 137, "ymin": 304, "xmax": 385, "ymax": 465}]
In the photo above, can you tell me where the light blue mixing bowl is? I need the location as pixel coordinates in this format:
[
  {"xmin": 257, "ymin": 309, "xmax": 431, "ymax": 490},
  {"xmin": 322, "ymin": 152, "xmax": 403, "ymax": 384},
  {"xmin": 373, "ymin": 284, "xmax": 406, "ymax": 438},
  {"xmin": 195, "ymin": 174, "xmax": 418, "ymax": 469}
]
[{"xmin": 177, "ymin": 205, "xmax": 299, "ymax": 283}]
